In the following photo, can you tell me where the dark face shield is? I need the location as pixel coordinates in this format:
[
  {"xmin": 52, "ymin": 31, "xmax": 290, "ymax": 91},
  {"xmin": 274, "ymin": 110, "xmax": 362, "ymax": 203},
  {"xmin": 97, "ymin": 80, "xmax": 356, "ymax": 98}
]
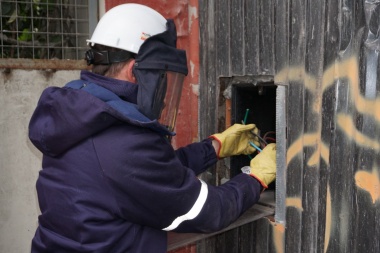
[{"xmin": 133, "ymin": 19, "xmax": 188, "ymax": 133}]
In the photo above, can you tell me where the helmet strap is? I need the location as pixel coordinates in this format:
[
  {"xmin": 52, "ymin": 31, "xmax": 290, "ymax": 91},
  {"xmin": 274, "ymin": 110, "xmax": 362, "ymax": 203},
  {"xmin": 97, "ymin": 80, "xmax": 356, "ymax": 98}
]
[{"xmin": 85, "ymin": 49, "xmax": 135, "ymax": 65}]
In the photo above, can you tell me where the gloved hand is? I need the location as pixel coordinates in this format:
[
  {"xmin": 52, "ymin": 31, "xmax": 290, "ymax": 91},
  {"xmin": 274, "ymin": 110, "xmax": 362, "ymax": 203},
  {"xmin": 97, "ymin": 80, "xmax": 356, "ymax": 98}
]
[
  {"xmin": 209, "ymin": 123, "xmax": 260, "ymax": 159},
  {"xmin": 249, "ymin": 143, "xmax": 276, "ymax": 189}
]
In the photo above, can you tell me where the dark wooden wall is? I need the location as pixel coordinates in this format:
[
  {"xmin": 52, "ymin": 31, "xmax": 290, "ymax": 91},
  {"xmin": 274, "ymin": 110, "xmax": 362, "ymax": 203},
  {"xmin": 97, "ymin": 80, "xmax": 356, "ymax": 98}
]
[
  {"xmin": 199, "ymin": 0, "xmax": 380, "ymax": 252},
  {"xmin": 198, "ymin": 0, "xmax": 276, "ymax": 138}
]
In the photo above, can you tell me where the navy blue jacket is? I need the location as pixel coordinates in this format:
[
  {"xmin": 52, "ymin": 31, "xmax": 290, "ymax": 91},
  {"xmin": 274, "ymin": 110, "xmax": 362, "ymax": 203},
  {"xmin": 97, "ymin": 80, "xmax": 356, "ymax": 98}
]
[{"xmin": 29, "ymin": 71, "xmax": 262, "ymax": 253}]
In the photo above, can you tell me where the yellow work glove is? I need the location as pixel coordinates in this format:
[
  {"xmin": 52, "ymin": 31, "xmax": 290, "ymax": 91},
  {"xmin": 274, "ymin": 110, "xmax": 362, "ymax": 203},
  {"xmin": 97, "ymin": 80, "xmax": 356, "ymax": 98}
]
[
  {"xmin": 209, "ymin": 123, "xmax": 260, "ymax": 159},
  {"xmin": 249, "ymin": 143, "xmax": 276, "ymax": 189}
]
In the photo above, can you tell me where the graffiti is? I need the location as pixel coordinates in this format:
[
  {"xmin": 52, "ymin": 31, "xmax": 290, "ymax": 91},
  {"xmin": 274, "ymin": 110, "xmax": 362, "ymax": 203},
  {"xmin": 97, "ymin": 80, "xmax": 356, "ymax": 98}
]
[
  {"xmin": 286, "ymin": 197, "xmax": 303, "ymax": 212},
  {"xmin": 324, "ymin": 186, "xmax": 332, "ymax": 253},
  {"xmin": 271, "ymin": 221, "xmax": 285, "ymax": 253},
  {"xmin": 199, "ymin": 0, "xmax": 380, "ymax": 251},
  {"xmin": 280, "ymin": 56, "xmax": 379, "ymax": 168},
  {"xmin": 337, "ymin": 114, "xmax": 380, "ymax": 151},
  {"xmin": 278, "ymin": 51, "xmax": 380, "ymax": 252},
  {"xmin": 355, "ymin": 167, "xmax": 380, "ymax": 204}
]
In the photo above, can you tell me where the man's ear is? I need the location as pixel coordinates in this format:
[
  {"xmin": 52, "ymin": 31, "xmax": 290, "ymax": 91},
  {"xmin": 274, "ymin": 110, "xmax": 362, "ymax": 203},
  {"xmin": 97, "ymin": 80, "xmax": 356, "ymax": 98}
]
[{"xmin": 126, "ymin": 59, "xmax": 136, "ymax": 83}]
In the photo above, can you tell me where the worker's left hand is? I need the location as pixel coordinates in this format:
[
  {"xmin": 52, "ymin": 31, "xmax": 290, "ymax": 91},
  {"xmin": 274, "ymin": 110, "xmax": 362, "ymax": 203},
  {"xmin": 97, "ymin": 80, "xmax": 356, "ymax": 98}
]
[{"xmin": 209, "ymin": 123, "xmax": 260, "ymax": 158}]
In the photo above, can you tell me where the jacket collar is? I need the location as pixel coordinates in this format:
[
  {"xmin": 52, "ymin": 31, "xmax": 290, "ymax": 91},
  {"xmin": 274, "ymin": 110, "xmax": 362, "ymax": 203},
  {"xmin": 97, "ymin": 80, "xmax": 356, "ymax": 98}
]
[{"xmin": 80, "ymin": 70, "xmax": 138, "ymax": 104}]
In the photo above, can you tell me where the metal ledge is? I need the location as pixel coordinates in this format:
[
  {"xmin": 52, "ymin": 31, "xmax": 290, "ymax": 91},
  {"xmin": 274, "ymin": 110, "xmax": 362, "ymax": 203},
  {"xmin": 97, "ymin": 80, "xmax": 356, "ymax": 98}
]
[{"xmin": 167, "ymin": 190, "xmax": 275, "ymax": 251}]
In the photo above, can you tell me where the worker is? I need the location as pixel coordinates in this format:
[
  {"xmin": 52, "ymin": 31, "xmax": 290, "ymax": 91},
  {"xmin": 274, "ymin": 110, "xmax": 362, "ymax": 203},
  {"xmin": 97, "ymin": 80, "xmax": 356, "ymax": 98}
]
[{"xmin": 28, "ymin": 3, "xmax": 276, "ymax": 253}]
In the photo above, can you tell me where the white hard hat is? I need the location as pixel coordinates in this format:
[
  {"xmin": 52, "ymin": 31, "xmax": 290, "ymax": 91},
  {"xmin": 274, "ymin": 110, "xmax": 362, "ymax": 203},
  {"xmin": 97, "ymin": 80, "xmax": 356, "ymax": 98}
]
[{"xmin": 87, "ymin": 4, "xmax": 167, "ymax": 54}]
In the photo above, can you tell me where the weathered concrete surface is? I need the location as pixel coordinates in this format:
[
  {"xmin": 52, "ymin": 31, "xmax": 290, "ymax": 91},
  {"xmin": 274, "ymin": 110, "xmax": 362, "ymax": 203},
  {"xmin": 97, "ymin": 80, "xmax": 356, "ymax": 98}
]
[{"xmin": 0, "ymin": 69, "xmax": 80, "ymax": 253}]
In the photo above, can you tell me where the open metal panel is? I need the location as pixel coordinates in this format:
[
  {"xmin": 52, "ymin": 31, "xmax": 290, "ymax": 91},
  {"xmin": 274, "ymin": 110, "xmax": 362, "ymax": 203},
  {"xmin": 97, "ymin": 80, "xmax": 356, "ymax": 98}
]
[{"xmin": 229, "ymin": 78, "xmax": 287, "ymax": 225}]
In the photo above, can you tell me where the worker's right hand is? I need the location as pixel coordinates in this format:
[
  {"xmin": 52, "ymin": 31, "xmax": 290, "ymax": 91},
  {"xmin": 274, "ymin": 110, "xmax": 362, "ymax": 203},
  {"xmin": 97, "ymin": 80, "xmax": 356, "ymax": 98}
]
[
  {"xmin": 209, "ymin": 123, "xmax": 260, "ymax": 159},
  {"xmin": 249, "ymin": 143, "xmax": 276, "ymax": 189}
]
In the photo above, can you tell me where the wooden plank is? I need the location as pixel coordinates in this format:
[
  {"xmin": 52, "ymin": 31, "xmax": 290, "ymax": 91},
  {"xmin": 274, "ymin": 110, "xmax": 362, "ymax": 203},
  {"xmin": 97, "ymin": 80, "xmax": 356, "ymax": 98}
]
[
  {"xmin": 243, "ymin": 0, "xmax": 260, "ymax": 74},
  {"xmin": 230, "ymin": 0, "xmax": 244, "ymax": 76},
  {"xmin": 215, "ymin": 229, "xmax": 239, "ymax": 253},
  {"xmin": 258, "ymin": 0, "xmax": 275, "ymax": 75},
  {"xmin": 253, "ymin": 218, "xmax": 270, "ymax": 252},
  {"xmin": 198, "ymin": 0, "xmax": 218, "ymax": 184},
  {"xmin": 274, "ymin": 0, "xmax": 289, "ymax": 82},
  {"xmin": 237, "ymin": 222, "xmax": 255, "ymax": 252},
  {"xmin": 215, "ymin": 1, "xmax": 230, "ymax": 77},
  {"xmin": 299, "ymin": 0, "xmax": 326, "ymax": 252},
  {"xmin": 199, "ymin": 0, "xmax": 218, "ymax": 141},
  {"xmin": 318, "ymin": 0, "xmax": 340, "ymax": 252},
  {"xmin": 353, "ymin": 1, "xmax": 380, "ymax": 251},
  {"xmin": 284, "ymin": 0, "xmax": 307, "ymax": 252},
  {"xmin": 328, "ymin": 87, "xmax": 357, "ymax": 253}
]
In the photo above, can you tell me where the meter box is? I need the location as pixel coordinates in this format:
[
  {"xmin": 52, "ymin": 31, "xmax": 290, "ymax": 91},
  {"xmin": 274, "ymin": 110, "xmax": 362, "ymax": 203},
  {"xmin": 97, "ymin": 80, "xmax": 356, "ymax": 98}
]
[{"xmin": 229, "ymin": 82, "xmax": 277, "ymax": 190}]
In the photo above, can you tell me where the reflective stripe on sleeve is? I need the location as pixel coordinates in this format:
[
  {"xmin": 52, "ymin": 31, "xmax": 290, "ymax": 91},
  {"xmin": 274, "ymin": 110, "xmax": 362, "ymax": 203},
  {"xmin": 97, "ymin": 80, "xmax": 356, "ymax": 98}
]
[{"xmin": 162, "ymin": 179, "xmax": 208, "ymax": 231}]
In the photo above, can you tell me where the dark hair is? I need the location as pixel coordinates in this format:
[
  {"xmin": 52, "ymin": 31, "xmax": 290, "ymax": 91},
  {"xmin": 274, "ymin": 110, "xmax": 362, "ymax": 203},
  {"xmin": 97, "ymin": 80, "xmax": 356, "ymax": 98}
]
[{"xmin": 90, "ymin": 44, "xmax": 135, "ymax": 78}]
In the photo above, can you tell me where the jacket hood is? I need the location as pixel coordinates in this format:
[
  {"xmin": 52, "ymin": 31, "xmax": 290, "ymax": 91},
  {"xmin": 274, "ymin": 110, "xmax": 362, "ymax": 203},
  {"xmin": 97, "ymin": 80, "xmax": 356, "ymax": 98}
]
[{"xmin": 29, "ymin": 79, "xmax": 173, "ymax": 157}]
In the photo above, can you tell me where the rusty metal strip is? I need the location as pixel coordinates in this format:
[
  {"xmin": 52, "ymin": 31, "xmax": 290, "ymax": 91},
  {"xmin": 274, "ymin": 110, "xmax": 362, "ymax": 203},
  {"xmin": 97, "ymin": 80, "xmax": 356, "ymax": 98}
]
[{"xmin": 0, "ymin": 59, "xmax": 89, "ymax": 70}]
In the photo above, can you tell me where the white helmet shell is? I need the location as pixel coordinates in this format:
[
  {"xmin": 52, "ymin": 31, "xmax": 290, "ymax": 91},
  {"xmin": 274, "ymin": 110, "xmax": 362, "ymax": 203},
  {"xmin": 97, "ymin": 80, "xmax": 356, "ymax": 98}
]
[{"xmin": 87, "ymin": 4, "xmax": 167, "ymax": 54}]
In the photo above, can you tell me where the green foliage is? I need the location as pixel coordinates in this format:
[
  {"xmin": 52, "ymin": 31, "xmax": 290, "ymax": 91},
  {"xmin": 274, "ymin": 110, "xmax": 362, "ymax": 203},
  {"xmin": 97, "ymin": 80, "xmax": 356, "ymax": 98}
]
[
  {"xmin": 18, "ymin": 28, "xmax": 32, "ymax": 41},
  {"xmin": 1, "ymin": 0, "xmax": 81, "ymax": 59}
]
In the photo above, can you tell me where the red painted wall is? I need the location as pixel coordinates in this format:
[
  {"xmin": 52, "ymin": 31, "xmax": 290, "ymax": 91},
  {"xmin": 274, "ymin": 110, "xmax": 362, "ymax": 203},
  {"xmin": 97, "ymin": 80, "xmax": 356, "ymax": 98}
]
[{"xmin": 105, "ymin": 0, "xmax": 200, "ymax": 149}]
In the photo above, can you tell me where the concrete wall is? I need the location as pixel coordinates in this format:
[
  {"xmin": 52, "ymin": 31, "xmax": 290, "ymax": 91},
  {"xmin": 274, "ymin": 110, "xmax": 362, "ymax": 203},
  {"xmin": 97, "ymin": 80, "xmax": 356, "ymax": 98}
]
[{"xmin": 0, "ymin": 69, "xmax": 80, "ymax": 253}]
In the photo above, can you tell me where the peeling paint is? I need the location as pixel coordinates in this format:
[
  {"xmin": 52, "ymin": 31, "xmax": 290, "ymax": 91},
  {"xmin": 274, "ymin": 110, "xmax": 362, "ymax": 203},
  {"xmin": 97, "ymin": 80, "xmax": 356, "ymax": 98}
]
[
  {"xmin": 189, "ymin": 60, "xmax": 195, "ymax": 77},
  {"xmin": 190, "ymin": 83, "xmax": 199, "ymax": 96},
  {"xmin": 188, "ymin": 5, "xmax": 198, "ymax": 30}
]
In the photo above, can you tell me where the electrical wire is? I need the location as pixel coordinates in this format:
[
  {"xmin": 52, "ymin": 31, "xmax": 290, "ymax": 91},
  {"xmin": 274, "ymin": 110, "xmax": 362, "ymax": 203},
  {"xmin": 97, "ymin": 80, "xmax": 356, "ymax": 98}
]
[
  {"xmin": 263, "ymin": 131, "xmax": 276, "ymax": 139},
  {"xmin": 252, "ymin": 131, "xmax": 267, "ymax": 146},
  {"xmin": 264, "ymin": 137, "xmax": 276, "ymax": 143},
  {"xmin": 249, "ymin": 141, "xmax": 262, "ymax": 152}
]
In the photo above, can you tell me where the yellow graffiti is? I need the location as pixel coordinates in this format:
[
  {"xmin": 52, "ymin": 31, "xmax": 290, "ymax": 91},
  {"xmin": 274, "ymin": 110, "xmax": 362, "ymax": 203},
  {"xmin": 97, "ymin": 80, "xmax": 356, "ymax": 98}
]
[
  {"xmin": 286, "ymin": 133, "xmax": 329, "ymax": 167},
  {"xmin": 280, "ymin": 55, "xmax": 380, "ymax": 168},
  {"xmin": 277, "ymin": 57, "xmax": 380, "ymax": 122},
  {"xmin": 286, "ymin": 197, "xmax": 303, "ymax": 211},
  {"xmin": 320, "ymin": 142, "xmax": 330, "ymax": 166},
  {"xmin": 286, "ymin": 137, "xmax": 303, "ymax": 165},
  {"xmin": 355, "ymin": 167, "xmax": 380, "ymax": 204},
  {"xmin": 333, "ymin": 57, "xmax": 380, "ymax": 123},
  {"xmin": 321, "ymin": 56, "xmax": 379, "ymax": 124},
  {"xmin": 275, "ymin": 43, "xmax": 379, "ymax": 253},
  {"xmin": 324, "ymin": 185, "xmax": 332, "ymax": 253},
  {"xmin": 271, "ymin": 221, "xmax": 285, "ymax": 253},
  {"xmin": 277, "ymin": 65, "xmax": 325, "ymax": 168},
  {"xmin": 322, "ymin": 56, "xmax": 380, "ymax": 125},
  {"xmin": 337, "ymin": 114, "xmax": 380, "ymax": 151},
  {"xmin": 276, "ymin": 66, "xmax": 318, "ymax": 90}
]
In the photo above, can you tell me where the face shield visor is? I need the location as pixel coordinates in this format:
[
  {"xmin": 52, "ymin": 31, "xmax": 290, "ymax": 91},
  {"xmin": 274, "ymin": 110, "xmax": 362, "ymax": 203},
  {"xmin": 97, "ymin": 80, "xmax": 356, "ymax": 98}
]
[
  {"xmin": 155, "ymin": 71, "xmax": 185, "ymax": 132},
  {"xmin": 133, "ymin": 19, "xmax": 188, "ymax": 133}
]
